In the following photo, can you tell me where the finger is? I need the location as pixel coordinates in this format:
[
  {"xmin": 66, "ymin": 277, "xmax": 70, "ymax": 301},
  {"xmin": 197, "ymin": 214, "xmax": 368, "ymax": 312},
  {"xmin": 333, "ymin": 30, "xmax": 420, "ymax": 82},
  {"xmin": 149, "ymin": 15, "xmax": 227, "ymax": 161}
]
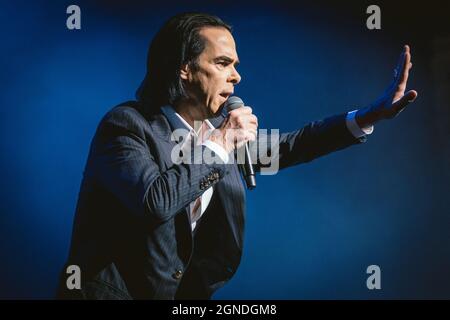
[
  {"xmin": 235, "ymin": 114, "xmax": 257, "ymax": 130},
  {"xmin": 228, "ymin": 106, "xmax": 252, "ymax": 119},
  {"xmin": 247, "ymin": 114, "xmax": 258, "ymax": 125},
  {"xmin": 234, "ymin": 128, "xmax": 247, "ymax": 141},
  {"xmin": 247, "ymin": 125, "xmax": 258, "ymax": 136},
  {"xmin": 396, "ymin": 46, "xmax": 407, "ymax": 74},
  {"xmin": 246, "ymin": 129, "xmax": 257, "ymax": 142},
  {"xmin": 237, "ymin": 126, "xmax": 257, "ymax": 139},
  {"xmin": 393, "ymin": 51, "xmax": 414, "ymax": 101},
  {"xmin": 385, "ymin": 46, "xmax": 408, "ymax": 95},
  {"xmin": 392, "ymin": 89, "xmax": 418, "ymax": 113},
  {"xmin": 394, "ymin": 46, "xmax": 409, "ymax": 85},
  {"xmin": 395, "ymin": 46, "xmax": 408, "ymax": 74},
  {"xmin": 406, "ymin": 89, "xmax": 418, "ymax": 102},
  {"xmin": 240, "ymin": 106, "xmax": 252, "ymax": 114},
  {"xmin": 393, "ymin": 68, "xmax": 410, "ymax": 101},
  {"xmin": 397, "ymin": 45, "xmax": 411, "ymax": 89}
]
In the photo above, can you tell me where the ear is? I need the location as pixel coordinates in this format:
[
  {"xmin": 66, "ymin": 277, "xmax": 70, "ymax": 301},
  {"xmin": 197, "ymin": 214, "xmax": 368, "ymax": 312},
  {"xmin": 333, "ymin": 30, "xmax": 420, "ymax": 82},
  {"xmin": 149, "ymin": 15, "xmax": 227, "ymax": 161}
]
[{"xmin": 180, "ymin": 63, "xmax": 190, "ymax": 81}]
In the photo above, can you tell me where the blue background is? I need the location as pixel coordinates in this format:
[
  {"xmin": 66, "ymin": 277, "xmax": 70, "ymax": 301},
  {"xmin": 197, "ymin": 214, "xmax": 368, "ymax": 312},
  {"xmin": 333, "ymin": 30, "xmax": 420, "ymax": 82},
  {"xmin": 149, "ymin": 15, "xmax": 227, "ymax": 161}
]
[{"xmin": 0, "ymin": 0, "xmax": 449, "ymax": 299}]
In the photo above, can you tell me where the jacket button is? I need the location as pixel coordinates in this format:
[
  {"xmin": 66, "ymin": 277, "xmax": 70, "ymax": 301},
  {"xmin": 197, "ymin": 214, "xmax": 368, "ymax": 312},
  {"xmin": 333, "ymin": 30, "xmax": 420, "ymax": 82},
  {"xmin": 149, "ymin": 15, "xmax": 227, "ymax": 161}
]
[{"xmin": 173, "ymin": 270, "xmax": 183, "ymax": 280}]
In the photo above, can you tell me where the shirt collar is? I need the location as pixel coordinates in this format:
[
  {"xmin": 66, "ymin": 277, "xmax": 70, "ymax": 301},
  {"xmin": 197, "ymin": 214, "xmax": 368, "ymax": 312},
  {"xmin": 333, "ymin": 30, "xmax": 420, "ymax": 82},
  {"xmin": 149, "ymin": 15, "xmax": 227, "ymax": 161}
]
[
  {"xmin": 160, "ymin": 105, "xmax": 215, "ymax": 137},
  {"xmin": 174, "ymin": 113, "xmax": 215, "ymax": 137}
]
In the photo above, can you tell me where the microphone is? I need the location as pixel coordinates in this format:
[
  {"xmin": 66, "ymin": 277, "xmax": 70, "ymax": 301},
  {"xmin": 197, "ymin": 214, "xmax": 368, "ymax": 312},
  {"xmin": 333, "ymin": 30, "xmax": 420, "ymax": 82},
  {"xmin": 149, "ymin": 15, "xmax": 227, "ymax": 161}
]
[{"xmin": 223, "ymin": 96, "xmax": 256, "ymax": 190}]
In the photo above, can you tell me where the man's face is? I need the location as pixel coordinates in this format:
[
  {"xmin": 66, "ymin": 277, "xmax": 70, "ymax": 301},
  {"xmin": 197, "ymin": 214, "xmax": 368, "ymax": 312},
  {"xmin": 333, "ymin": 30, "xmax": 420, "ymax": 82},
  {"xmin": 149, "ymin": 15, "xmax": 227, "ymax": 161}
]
[{"xmin": 181, "ymin": 27, "xmax": 241, "ymax": 117}]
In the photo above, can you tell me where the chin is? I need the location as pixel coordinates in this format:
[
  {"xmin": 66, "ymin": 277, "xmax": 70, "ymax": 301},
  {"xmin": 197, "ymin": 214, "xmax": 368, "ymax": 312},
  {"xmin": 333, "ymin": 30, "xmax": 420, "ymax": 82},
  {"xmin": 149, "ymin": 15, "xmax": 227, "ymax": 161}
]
[{"xmin": 208, "ymin": 103, "xmax": 221, "ymax": 117}]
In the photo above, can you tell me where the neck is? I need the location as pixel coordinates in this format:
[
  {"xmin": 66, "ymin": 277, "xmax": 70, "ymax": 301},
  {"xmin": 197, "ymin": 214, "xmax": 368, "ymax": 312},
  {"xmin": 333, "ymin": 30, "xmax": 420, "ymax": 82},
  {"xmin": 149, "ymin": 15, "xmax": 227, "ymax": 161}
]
[{"xmin": 174, "ymin": 100, "xmax": 208, "ymax": 128}]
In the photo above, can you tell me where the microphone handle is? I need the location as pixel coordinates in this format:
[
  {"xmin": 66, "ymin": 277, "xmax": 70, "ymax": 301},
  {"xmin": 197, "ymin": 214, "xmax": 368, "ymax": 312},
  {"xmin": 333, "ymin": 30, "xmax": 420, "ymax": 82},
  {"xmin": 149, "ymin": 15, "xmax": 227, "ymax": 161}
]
[{"xmin": 241, "ymin": 142, "xmax": 256, "ymax": 190}]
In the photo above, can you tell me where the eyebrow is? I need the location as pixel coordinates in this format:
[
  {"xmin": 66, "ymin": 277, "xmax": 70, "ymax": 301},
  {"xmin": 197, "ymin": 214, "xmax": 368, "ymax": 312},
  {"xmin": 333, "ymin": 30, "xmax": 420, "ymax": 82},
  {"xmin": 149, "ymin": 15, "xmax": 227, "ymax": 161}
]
[{"xmin": 214, "ymin": 56, "xmax": 240, "ymax": 66}]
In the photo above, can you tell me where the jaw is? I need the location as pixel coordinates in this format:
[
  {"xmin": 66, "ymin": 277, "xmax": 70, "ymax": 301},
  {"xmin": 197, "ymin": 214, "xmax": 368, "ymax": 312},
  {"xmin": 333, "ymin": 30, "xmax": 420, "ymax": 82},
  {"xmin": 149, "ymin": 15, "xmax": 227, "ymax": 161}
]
[
  {"xmin": 181, "ymin": 89, "xmax": 230, "ymax": 119},
  {"xmin": 205, "ymin": 95, "xmax": 224, "ymax": 117}
]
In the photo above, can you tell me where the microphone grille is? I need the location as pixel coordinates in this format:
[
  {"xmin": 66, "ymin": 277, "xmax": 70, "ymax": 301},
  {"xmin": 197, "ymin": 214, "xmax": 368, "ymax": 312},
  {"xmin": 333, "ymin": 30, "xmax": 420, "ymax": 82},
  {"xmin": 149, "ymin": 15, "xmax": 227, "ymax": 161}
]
[{"xmin": 224, "ymin": 96, "xmax": 244, "ymax": 111}]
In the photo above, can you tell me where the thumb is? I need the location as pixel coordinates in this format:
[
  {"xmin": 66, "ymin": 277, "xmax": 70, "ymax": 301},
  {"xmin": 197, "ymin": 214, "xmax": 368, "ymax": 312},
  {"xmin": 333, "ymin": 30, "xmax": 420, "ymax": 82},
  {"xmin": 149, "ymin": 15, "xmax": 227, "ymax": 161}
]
[{"xmin": 393, "ymin": 90, "xmax": 418, "ymax": 112}]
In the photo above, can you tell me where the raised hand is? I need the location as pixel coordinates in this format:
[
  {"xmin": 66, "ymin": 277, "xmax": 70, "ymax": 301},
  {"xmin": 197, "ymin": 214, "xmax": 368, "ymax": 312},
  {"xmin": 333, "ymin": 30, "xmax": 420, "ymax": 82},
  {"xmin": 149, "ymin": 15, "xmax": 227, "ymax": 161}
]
[{"xmin": 356, "ymin": 45, "xmax": 418, "ymax": 128}]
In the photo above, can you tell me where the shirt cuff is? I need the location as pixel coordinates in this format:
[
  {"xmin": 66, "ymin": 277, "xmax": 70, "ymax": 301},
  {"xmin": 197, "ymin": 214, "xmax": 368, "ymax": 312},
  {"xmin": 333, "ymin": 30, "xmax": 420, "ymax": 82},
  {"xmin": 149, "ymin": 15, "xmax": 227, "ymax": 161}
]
[
  {"xmin": 202, "ymin": 140, "xmax": 230, "ymax": 164},
  {"xmin": 346, "ymin": 110, "xmax": 374, "ymax": 138}
]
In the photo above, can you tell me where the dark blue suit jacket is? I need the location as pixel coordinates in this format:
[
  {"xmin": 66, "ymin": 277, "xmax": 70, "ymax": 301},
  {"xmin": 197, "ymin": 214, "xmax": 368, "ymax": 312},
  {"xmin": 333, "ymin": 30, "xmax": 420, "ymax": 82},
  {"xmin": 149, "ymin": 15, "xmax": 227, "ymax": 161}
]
[{"xmin": 57, "ymin": 101, "xmax": 364, "ymax": 299}]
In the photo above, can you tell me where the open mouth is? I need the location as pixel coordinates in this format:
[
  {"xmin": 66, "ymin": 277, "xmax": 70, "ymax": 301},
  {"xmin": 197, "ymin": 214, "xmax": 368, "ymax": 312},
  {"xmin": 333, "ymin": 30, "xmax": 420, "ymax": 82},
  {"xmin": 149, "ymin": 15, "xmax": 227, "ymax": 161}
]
[{"xmin": 219, "ymin": 92, "xmax": 232, "ymax": 100}]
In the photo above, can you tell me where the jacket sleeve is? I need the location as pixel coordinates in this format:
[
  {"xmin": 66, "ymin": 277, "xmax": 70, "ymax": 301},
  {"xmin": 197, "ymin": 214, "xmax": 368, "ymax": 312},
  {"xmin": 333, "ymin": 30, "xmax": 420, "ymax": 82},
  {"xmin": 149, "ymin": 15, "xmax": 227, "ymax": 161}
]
[
  {"xmin": 88, "ymin": 107, "xmax": 229, "ymax": 223},
  {"xmin": 253, "ymin": 113, "xmax": 367, "ymax": 173}
]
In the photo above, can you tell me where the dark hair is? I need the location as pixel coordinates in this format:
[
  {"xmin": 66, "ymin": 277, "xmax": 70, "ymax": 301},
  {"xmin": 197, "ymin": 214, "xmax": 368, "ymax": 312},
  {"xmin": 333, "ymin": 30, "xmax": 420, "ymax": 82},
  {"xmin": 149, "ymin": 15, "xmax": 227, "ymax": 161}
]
[{"xmin": 136, "ymin": 12, "xmax": 232, "ymax": 111}]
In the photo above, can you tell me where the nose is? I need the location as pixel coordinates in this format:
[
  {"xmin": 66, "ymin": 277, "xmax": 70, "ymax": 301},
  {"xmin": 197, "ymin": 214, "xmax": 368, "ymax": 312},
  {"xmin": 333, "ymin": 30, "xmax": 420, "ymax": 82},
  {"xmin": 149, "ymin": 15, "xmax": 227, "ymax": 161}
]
[{"xmin": 229, "ymin": 66, "xmax": 241, "ymax": 85}]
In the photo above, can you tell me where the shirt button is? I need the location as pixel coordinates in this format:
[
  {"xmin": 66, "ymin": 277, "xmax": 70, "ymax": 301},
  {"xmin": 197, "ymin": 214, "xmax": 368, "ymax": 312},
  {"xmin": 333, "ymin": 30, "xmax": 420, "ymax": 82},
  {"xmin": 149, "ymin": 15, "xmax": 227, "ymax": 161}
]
[{"xmin": 173, "ymin": 270, "xmax": 183, "ymax": 280}]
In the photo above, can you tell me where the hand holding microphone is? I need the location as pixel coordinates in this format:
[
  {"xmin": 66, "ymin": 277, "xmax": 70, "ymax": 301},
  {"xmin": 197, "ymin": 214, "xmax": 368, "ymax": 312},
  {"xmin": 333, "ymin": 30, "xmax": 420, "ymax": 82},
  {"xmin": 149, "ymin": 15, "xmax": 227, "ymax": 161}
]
[{"xmin": 209, "ymin": 96, "xmax": 257, "ymax": 189}]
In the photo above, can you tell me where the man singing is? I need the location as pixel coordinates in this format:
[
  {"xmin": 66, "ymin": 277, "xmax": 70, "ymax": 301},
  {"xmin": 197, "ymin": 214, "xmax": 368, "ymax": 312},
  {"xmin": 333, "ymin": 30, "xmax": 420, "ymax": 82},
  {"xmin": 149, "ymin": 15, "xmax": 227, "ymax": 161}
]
[{"xmin": 58, "ymin": 12, "xmax": 417, "ymax": 299}]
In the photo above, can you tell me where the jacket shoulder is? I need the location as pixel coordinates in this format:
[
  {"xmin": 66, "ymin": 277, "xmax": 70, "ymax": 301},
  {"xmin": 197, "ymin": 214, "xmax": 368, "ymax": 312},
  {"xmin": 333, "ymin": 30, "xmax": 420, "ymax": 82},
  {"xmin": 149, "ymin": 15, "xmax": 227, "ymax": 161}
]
[{"xmin": 100, "ymin": 101, "xmax": 150, "ymax": 132}]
